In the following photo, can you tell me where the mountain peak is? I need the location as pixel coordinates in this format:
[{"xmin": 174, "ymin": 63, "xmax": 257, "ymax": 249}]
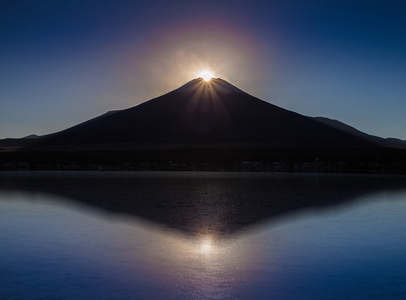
[{"xmin": 172, "ymin": 77, "xmax": 248, "ymax": 96}]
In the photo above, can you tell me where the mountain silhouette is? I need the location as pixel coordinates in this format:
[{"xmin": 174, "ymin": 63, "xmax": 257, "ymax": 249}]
[{"xmin": 32, "ymin": 78, "xmax": 378, "ymax": 148}]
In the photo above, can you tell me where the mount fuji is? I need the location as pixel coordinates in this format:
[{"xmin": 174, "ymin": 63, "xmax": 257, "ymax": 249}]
[
  {"xmin": 24, "ymin": 78, "xmax": 386, "ymax": 149},
  {"xmin": 2, "ymin": 77, "xmax": 406, "ymax": 172}
]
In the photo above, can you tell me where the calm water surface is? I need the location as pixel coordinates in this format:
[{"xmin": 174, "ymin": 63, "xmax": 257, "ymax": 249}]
[{"xmin": 0, "ymin": 172, "xmax": 406, "ymax": 299}]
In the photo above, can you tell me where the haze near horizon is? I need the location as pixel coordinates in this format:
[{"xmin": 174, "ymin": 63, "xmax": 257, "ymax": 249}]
[{"xmin": 1, "ymin": 0, "xmax": 406, "ymax": 140}]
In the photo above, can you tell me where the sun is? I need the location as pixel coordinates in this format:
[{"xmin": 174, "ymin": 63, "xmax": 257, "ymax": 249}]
[{"xmin": 198, "ymin": 71, "xmax": 215, "ymax": 81}]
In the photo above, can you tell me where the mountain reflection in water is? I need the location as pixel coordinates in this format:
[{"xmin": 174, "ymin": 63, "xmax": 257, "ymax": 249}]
[
  {"xmin": 2, "ymin": 171, "xmax": 405, "ymax": 235},
  {"xmin": 1, "ymin": 172, "xmax": 406, "ymax": 299}
]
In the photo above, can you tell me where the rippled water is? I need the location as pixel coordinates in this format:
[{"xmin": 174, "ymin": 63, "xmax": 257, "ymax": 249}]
[{"xmin": 1, "ymin": 172, "xmax": 406, "ymax": 299}]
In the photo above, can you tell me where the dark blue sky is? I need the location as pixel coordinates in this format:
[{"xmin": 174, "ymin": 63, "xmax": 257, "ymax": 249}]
[{"xmin": 1, "ymin": 0, "xmax": 406, "ymax": 139}]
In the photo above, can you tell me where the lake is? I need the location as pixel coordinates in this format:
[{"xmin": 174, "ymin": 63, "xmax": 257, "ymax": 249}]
[{"xmin": 1, "ymin": 172, "xmax": 406, "ymax": 299}]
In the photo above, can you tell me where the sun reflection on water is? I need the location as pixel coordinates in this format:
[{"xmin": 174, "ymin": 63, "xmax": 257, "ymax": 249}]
[
  {"xmin": 198, "ymin": 235, "xmax": 214, "ymax": 255},
  {"xmin": 118, "ymin": 220, "xmax": 254, "ymax": 299},
  {"xmin": 174, "ymin": 233, "xmax": 240, "ymax": 299}
]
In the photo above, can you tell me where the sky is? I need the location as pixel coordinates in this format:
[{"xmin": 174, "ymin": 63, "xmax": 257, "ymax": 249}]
[{"xmin": 1, "ymin": 0, "xmax": 406, "ymax": 139}]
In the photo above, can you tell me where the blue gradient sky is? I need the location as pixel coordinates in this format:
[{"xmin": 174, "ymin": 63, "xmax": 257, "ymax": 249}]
[{"xmin": 1, "ymin": 0, "xmax": 406, "ymax": 139}]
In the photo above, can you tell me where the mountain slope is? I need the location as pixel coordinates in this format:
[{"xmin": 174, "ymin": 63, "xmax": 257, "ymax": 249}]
[
  {"xmin": 35, "ymin": 78, "xmax": 376, "ymax": 149},
  {"xmin": 312, "ymin": 117, "xmax": 385, "ymax": 144},
  {"xmin": 313, "ymin": 117, "xmax": 406, "ymax": 147}
]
